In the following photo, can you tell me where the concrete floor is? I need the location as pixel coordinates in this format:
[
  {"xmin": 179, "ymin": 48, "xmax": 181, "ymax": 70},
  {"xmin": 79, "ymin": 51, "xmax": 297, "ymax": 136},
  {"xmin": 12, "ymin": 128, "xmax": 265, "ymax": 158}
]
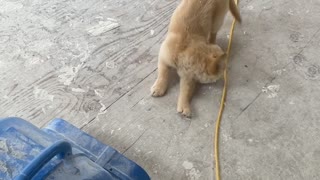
[{"xmin": 1, "ymin": 0, "xmax": 320, "ymax": 179}]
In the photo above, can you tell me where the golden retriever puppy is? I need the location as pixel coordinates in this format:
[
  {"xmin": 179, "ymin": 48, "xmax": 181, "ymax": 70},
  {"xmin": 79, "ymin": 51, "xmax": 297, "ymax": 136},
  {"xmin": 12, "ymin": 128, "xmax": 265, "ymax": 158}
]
[{"xmin": 151, "ymin": 0, "xmax": 241, "ymax": 117}]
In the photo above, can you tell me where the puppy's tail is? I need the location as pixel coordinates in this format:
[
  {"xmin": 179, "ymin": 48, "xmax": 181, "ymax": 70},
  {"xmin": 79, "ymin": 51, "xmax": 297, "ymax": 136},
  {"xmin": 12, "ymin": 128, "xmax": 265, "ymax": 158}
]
[{"xmin": 229, "ymin": 0, "xmax": 241, "ymax": 23}]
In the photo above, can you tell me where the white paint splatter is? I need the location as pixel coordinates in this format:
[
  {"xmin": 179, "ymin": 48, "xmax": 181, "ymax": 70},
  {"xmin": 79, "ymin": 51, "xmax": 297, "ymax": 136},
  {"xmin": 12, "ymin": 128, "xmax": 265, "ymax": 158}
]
[
  {"xmin": 247, "ymin": 5, "xmax": 254, "ymax": 10},
  {"xmin": 146, "ymin": 151, "xmax": 153, "ymax": 155},
  {"xmin": 95, "ymin": 16, "xmax": 104, "ymax": 20},
  {"xmin": 110, "ymin": 130, "xmax": 114, "ymax": 135},
  {"xmin": 188, "ymin": 168, "xmax": 201, "ymax": 179},
  {"xmin": 182, "ymin": 161, "xmax": 193, "ymax": 170},
  {"xmin": 106, "ymin": 61, "xmax": 115, "ymax": 69},
  {"xmin": 33, "ymin": 87, "xmax": 54, "ymax": 101},
  {"xmin": 94, "ymin": 89, "xmax": 103, "ymax": 98},
  {"xmin": 183, "ymin": 161, "xmax": 201, "ymax": 179},
  {"xmin": 42, "ymin": 107, "xmax": 46, "ymax": 114},
  {"xmin": 267, "ymin": 85, "xmax": 280, "ymax": 96},
  {"xmin": 274, "ymin": 70, "xmax": 281, "ymax": 75},
  {"xmin": 91, "ymin": 100, "xmax": 108, "ymax": 125},
  {"xmin": 150, "ymin": 30, "xmax": 155, "ymax": 36},
  {"xmin": 23, "ymin": 52, "xmax": 45, "ymax": 68},
  {"xmin": 262, "ymin": 84, "xmax": 280, "ymax": 98},
  {"xmin": 99, "ymin": 101, "xmax": 106, "ymax": 113},
  {"xmin": 135, "ymin": 148, "xmax": 141, "ymax": 153},
  {"xmin": 29, "ymin": 57, "xmax": 44, "ymax": 65},
  {"xmin": 222, "ymin": 133, "xmax": 232, "ymax": 142},
  {"xmin": 87, "ymin": 19, "xmax": 120, "ymax": 36},
  {"xmin": 273, "ymin": 69, "xmax": 286, "ymax": 76},
  {"xmin": 139, "ymin": 99, "xmax": 146, "ymax": 105},
  {"xmin": 71, "ymin": 88, "xmax": 86, "ymax": 93},
  {"xmin": 288, "ymin": 9, "xmax": 294, "ymax": 15},
  {"xmin": 107, "ymin": 18, "xmax": 117, "ymax": 22},
  {"xmin": 58, "ymin": 64, "xmax": 82, "ymax": 85},
  {"xmin": 289, "ymin": 101, "xmax": 295, "ymax": 105}
]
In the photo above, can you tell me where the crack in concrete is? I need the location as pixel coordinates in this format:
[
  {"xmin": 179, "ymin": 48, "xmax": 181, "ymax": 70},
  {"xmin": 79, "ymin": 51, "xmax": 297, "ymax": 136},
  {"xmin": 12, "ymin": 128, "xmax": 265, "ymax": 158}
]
[
  {"xmin": 122, "ymin": 129, "xmax": 147, "ymax": 154},
  {"xmin": 80, "ymin": 68, "xmax": 157, "ymax": 130}
]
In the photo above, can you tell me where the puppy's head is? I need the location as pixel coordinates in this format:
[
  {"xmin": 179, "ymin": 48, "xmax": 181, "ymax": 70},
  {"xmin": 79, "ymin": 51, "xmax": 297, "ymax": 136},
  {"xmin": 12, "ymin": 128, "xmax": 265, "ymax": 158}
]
[{"xmin": 206, "ymin": 45, "xmax": 226, "ymax": 77}]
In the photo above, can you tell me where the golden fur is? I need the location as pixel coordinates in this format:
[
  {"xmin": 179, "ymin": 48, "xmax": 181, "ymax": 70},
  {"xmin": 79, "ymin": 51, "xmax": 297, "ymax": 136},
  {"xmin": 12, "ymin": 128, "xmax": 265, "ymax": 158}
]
[{"xmin": 151, "ymin": 0, "xmax": 241, "ymax": 117}]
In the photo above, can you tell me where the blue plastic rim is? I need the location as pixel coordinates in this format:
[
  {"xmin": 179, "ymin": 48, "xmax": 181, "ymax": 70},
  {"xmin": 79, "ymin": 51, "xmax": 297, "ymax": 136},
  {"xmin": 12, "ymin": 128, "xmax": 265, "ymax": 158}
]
[
  {"xmin": 0, "ymin": 117, "xmax": 150, "ymax": 180},
  {"xmin": 14, "ymin": 140, "xmax": 72, "ymax": 180}
]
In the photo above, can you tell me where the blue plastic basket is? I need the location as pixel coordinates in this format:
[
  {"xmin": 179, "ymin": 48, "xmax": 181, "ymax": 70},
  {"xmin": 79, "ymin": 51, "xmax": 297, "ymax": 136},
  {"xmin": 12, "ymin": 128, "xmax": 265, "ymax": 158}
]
[{"xmin": 0, "ymin": 117, "xmax": 150, "ymax": 180}]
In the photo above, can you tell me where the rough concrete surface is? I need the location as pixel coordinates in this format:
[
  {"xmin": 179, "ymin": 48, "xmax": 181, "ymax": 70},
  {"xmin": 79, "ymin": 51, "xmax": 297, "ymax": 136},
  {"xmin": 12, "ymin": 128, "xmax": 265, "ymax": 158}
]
[{"xmin": 0, "ymin": 0, "xmax": 320, "ymax": 179}]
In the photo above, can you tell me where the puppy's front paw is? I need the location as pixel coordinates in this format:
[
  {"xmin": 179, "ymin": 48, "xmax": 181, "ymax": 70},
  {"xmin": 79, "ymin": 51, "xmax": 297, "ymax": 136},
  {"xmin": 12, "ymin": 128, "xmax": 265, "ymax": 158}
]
[
  {"xmin": 151, "ymin": 82, "xmax": 166, "ymax": 97},
  {"xmin": 177, "ymin": 103, "xmax": 191, "ymax": 118}
]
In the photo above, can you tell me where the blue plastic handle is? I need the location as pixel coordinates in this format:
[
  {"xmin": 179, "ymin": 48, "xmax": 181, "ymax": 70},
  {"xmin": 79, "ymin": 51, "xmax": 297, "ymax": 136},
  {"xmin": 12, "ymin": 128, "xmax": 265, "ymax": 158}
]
[{"xmin": 14, "ymin": 140, "xmax": 72, "ymax": 180}]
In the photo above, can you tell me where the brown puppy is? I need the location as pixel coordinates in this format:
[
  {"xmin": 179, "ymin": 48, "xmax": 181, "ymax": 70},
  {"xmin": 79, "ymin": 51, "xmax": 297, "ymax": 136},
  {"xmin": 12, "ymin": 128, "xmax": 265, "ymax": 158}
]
[{"xmin": 151, "ymin": 0, "xmax": 241, "ymax": 117}]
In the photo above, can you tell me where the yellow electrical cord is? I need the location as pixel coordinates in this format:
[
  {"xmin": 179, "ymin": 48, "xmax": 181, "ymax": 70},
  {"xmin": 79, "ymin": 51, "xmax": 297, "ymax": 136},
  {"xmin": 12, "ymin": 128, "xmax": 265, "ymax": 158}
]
[{"xmin": 214, "ymin": 0, "xmax": 239, "ymax": 180}]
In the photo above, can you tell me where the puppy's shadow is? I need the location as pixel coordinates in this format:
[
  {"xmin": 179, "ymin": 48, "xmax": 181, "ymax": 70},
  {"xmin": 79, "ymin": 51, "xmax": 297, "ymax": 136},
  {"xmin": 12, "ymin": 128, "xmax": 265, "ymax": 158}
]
[
  {"xmin": 167, "ymin": 68, "xmax": 180, "ymax": 89},
  {"xmin": 216, "ymin": 37, "xmax": 228, "ymax": 50}
]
